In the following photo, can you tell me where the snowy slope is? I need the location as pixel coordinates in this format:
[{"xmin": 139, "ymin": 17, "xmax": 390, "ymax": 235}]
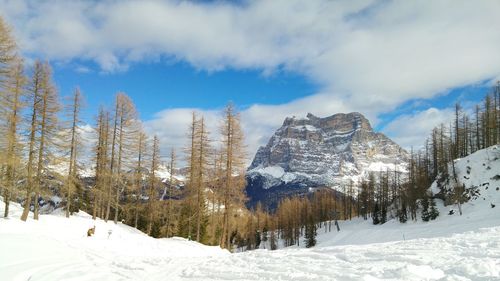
[
  {"xmin": 0, "ymin": 199, "xmax": 227, "ymax": 281},
  {"xmin": 432, "ymin": 144, "xmax": 500, "ymax": 211},
  {"xmin": 2, "ymin": 193, "xmax": 500, "ymax": 280},
  {"xmin": 1, "ymin": 146, "xmax": 499, "ymax": 280},
  {"xmin": 307, "ymin": 145, "xmax": 500, "ymax": 248}
]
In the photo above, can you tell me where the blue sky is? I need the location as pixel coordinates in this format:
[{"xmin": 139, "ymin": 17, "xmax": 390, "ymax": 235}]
[
  {"xmin": 377, "ymin": 84, "xmax": 489, "ymax": 130},
  {"xmin": 1, "ymin": 0, "xmax": 499, "ymax": 159},
  {"xmin": 53, "ymin": 60, "xmax": 489, "ymax": 132},
  {"xmin": 53, "ymin": 61, "xmax": 319, "ymax": 121}
]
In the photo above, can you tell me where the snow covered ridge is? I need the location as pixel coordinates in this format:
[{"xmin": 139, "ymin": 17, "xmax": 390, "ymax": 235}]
[
  {"xmin": 247, "ymin": 112, "xmax": 408, "ymax": 194},
  {"xmin": 432, "ymin": 144, "xmax": 500, "ymax": 211},
  {"xmin": 47, "ymin": 163, "xmax": 185, "ymax": 183}
]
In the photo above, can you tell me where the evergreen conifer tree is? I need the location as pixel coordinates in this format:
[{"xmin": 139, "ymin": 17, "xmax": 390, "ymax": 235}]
[
  {"xmin": 269, "ymin": 230, "xmax": 277, "ymax": 250},
  {"xmin": 429, "ymin": 197, "xmax": 439, "ymax": 220},
  {"xmin": 421, "ymin": 197, "xmax": 430, "ymax": 222},
  {"xmin": 255, "ymin": 230, "xmax": 261, "ymax": 249},
  {"xmin": 398, "ymin": 201, "xmax": 408, "ymax": 223},
  {"xmin": 372, "ymin": 203, "xmax": 380, "ymax": 225},
  {"xmin": 304, "ymin": 215, "xmax": 317, "ymax": 248}
]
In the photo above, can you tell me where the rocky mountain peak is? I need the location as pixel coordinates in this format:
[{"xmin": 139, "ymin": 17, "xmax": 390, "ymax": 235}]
[
  {"xmin": 249, "ymin": 112, "xmax": 382, "ymax": 170},
  {"xmin": 246, "ymin": 112, "xmax": 408, "ymax": 208},
  {"xmin": 283, "ymin": 112, "xmax": 372, "ymax": 132}
]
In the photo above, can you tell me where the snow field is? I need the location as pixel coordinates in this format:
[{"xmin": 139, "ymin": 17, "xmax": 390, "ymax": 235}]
[
  {"xmin": 1, "ymin": 145, "xmax": 499, "ymax": 280},
  {"xmin": 2, "ymin": 194, "xmax": 500, "ymax": 280},
  {"xmin": 186, "ymin": 227, "xmax": 500, "ymax": 281},
  {"xmin": 0, "ymin": 200, "xmax": 227, "ymax": 281}
]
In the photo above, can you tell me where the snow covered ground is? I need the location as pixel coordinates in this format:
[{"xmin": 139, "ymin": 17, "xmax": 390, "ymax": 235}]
[
  {"xmin": 2, "ymin": 201, "xmax": 499, "ymax": 281},
  {"xmin": 1, "ymin": 146, "xmax": 500, "ymax": 280},
  {"xmin": 0, "ymin": 201, "xmax": 228, "ymax": 281}
]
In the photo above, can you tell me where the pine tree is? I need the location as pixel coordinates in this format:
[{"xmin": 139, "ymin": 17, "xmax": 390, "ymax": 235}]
[
  {"xmin": 92, "ymin": 108, "xmax": 110, "ymax": 220},
  {"xmin": 106, "ymin": 93, "xmax": 138, "ymax": 223},
  {"xmin": 207, "ymin": 147, "xmax": 225, "ymax": 245},
  {"xmin": 21, "ymin": 61, "xmax": 59, "ymax": 221},
  {"xmin": 179, "ymin": 112, "xmax": 199, "ymax": 240},
  {"xmin": 220, "ymin": 103, "xmax": 247, "ymax": 250},
  {"xmin": 429, "ymin": 197, "xmax": 439, "ymax": 220},
  {"xmin": 0, "ymin": 19, "xmax": 20, "ymax": 218},
  {"xmin": 245, "ymin": 215, "xmax": 256, "ymax": 250},
  {"xmin": 255, "ymin": 229, "xmax": 262, "ymax": 249},
  {"xmin": 195, "ymin": 117, "xmax": 210, "ymax": 242},
  {"xmin": 147, "ymin": 135, "xmax": 160, "ymax": 235},
  {"xmin": 398, "ymin": 200, "xmax": 408, "ymax": 223},
  {"xmin": 304, "ymin": 214, "xmax": 317, "ymax": 248},
  {"xmin": 33, "ymin": 62, "xmax": 60, "ymax": 220},
  {"xmin": 269, "ymin": 229, "xmax": 277, "ymax": 250},
  {"xmin": 64, "ymin": 88, "xmax": 83, "ymax": 218},
  {"xmin": 453, "ymin": 182, "xmax": 465, "ymax": 216},
  {"xmin": 165, "ymin": 148, "xmax": 178, "ymax": 237},
  {"xmin": 421, "ymin": 196, "xmax": 430, "ymax": 222},
  {"xmin": 20, "ymin": 61, "xmax": 39, "ymax": 222},
  {"xmin": 133, "ymin": 128, "xmax": 147, "ymax": 228},
  {"xmin": 1, "ymin": 58, "xmax": 25, "ymax": 218},
  {"xmin": 261, "ymin": 219, "xmax": 269, "ymax": 244},
  {"xmin": 0, "ymin": 16, "xmax": 17, "ymax": 82},
  {"xmin": 372, "ymin": 203, "xmax": 380, "ymax": 225}
]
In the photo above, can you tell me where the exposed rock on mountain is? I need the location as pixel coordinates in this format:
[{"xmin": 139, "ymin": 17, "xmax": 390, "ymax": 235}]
[{"xmin": 246, "ymin": 112, "xmax": 409, "ymax": 208}]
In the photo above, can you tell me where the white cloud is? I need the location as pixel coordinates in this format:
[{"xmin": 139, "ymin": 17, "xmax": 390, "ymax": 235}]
[
  {"xmin": 383, "ymin": 108, "xmax": 455, "ymax": 150},
  {"xmin": 143, "ymin": 108, "xmax": 221, "ymax": 162},
  {"xmin": 2, "ymin": 0, "xmax": 499, "ymax": 161},
  {"xmin": 74, "ymin": 65, "xmax": 91, "ymax": 74},
  {"xmin": 3, "ymin": 0, "xmax": 499, "ymax": 98}
]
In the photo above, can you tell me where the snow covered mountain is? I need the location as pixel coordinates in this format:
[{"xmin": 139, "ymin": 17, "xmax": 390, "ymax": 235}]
[{"xmin": 246, "ymin": 112, "xmax": 408, "ymax": 208}]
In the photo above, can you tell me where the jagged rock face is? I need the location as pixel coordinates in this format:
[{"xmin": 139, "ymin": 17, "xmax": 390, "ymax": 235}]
[{"xmin": 246, "ymin": 112, "xmax": 408, "ymax": 208}]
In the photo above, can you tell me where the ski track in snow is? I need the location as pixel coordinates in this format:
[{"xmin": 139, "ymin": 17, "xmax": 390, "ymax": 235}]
[{"xmin": 178, "ymin": 228, "xmax": 500, "ymax": 281}]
